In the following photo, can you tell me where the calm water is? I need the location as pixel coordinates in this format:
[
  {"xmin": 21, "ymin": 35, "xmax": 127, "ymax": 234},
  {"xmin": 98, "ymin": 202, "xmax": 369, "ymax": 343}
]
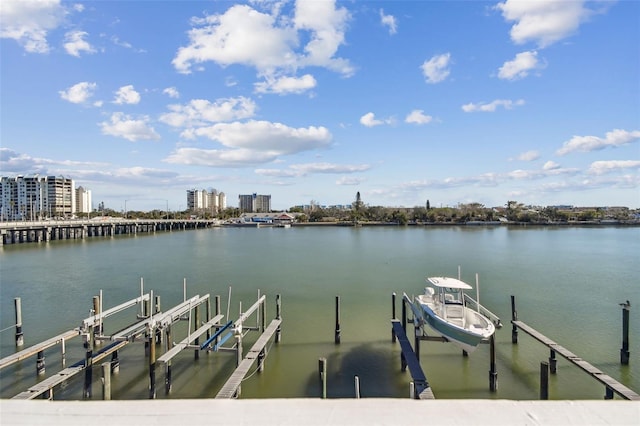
[{"xmin": 1, "ymin": 225, "xmax": 638, "ymax": 400}]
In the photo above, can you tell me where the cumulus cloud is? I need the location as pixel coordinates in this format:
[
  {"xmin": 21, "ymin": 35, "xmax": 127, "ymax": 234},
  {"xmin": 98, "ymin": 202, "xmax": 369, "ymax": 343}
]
[
  {"xmin": 59, "ymin": 81, "xmax": 97, "ymax": 104},
  {"xmin": 163, "ymin": 87, "xmax": 180, "ymax": 98},
  {"xmin": 421, "ymin": 53, "xmax": 451, "ymax": 84},
  {"xmin": 63, "ymin": 30, "xmax": 95, "ymax": 57},
  {"xmin": 405, "ymin": 110, "xmax": 433, "ymax": 125},
  {"xmin": 0, "ymin": 0, "xmax": 67, "ymax": 53},
  {"xmin": 159, "ymin": 97, "xmax": 256, "ymax": 128},
  {"xmin": 337, "ymin": 176, "xmax": 365, "ymax": 186},
  {"xmin": 99, "ymin": 112, "xmax": 160, "ymax": 142},
  {"xmin": 165, "ymin": 120, "xmax": 332, "ymax": 167},
  {"xmin": 173, "ymin": 2, "xmax": 353, "ymax": 79},
  {"xmin": 556, "ymin": 129, "xmax": 640, "ymax": 155},
  {"xmin": 495, "ymin": 0, "xmax": 598, "ymax": 48},
  {"xmin": 498, "ymin": 50, "xmax": 544, "ymax": 80},
  {"xmin": 360, "ymin": 112, "xmax": 383, "ymax": 127},
  {"xmin": 514, "ymin": 150, "xmax": 540, "ymax": 161},
  {"xmin": 254, "ymin": 74, "xmax": 317, "ymax": 95},
  {"xmin": 380, "ymin": 9, "xmax": 397, "ymax": 35},
  {"xmin": 543, "ymin": 160, "xmax": 560, "ymax": 170},
  {"xmin": 113, "ymin": 85, "xmax": 141, "ymax": 105},
  {"xmin": 462, "ymin": 99, "xmax": 525, "ymax": 112},
  {"xmin": 256, "ymin": 162, "xmax": 370, "ymax": 178}
]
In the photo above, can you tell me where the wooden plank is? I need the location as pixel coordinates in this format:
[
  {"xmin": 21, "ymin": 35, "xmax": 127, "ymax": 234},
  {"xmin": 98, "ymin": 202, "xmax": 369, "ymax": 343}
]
[
  {"xmin": 215, "ymin": 319, "xmax": 281, "ymax": 399},
  {"xmin": 0, "ymin": 329, "xmax": 79, "ymax": 370},
  {"xmin": 82, "ymin": 294, "xmax": 150, "ymax": 329},
  {"xmin": 11, "ymin": 340, "xmax": 128, "ymax": 400},
  {"xmin": 512, "ymin": 319, "xmax": 640, "ymax": 401},
  {"xmin": 157, "ymin": 315, "xmax": 224, "ymax": 363},
  {"xmin": 391, "ymin": 320, "xmax": 434, "ymax": 399}
]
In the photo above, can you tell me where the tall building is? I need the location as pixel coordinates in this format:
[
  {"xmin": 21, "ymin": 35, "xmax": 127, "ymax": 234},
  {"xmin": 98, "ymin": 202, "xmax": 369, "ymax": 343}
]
[
  {"xmin": 239, "ymin": 193, "xmax": 271, "ymax": 213},
  {"xmin": 1, "ymin": 175, "xmax": 75, "ymax": 220},
  {"xmin": 76, "ymin": 186, "xmax": 92, "ymax": 215},
  {"xmin": 187, "ymin": 188, "xmax": 226, "ymax": 214}
]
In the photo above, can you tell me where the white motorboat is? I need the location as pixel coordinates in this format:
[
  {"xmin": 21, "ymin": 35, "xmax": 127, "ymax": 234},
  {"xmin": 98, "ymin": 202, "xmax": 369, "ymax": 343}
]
[{"xmin": 412, "ymin": 276, "xmax": 496, "ymax": 353}]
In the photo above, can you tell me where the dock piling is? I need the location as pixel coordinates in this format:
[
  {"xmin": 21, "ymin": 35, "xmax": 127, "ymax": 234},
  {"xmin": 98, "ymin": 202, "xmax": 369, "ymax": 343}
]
[
  {"xmin": 511, "ymin": 295, "xmax": 518, "ymax": 344},
  {"xmin": 620, "ymin": 300, "xmax": 630, "ymax": 365},
  {"xmin": 489, "ymin": 334, "xmax": 498, "ymax": 392},
  {"xmin": 275, "ymin": 294, "xmax": 282, "ymax": 343},
  {"xmin": 36, "ymin": 350, "xmax": 45, "ymax": 375},
  {"xmin": 540, "ymin": 361, "xmax": 549, "ymax": 400},
  {"xmin": 549, "ymin": 349, "xmax": 557, "ymax": 374},
  {"xmin": 14, "ymin": 298, "xmax": 24, "ymax": 347},
  {"xmin": 83, "ymin": 333, "xmax": 92, "ymax": 399},
  {"xmin": 355, "ymin": 375, "xmax": 360, "ymax": 399},
  {"xmin": 334, "ymin": 296, "xmax": 341, "ymax": 344},
  {"xmin": 102, "ymin": 362, "xmax": 111, "ymax": 400},
  {"xmin": 149, "ymin": 328, "xmax": 156, "ymax": 399},
  {"xmin": 392, "ymin": 293, "xmax": 397, "ymax": 343},
  {"xmin": 319, "ymin": 357, "xmax": 327, "ymax": 399}
]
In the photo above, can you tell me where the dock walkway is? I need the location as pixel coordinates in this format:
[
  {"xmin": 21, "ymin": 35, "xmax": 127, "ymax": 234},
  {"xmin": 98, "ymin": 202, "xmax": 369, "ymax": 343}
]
[
  {"xmin": 215, "ymin": 318, "xmax": 281, "ymax": 399},
  {"xmin": 157, "ymin": 314, "xmax": 224, "ymax": 363},
  {"xmin": 512, "ymin": 320, "xmax": 639, "ymax": 400},
  {"xmin": 390, "ymin": 319, "xmax": 434, "ymax": 399},
  {"xmin": 0, "ymin": 329, "xmax": 79, "ymax": 370}
]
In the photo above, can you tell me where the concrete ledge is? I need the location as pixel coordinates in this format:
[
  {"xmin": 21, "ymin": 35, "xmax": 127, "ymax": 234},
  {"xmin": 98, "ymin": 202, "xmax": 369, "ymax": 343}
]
[{"xmin": 1, "ymin": 399, "xmax": 639, "ymax": 425}]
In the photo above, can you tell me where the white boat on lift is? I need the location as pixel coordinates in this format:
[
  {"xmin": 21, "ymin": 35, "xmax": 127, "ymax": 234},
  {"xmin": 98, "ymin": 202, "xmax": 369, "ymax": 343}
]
[{"xmin": 412, "ymin": 276, "xmax": 497, "ymax": 354}]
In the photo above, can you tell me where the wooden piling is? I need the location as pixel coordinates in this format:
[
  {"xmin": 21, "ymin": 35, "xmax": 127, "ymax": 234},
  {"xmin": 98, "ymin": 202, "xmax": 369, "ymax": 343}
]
[
  {"xmin": 621, "ymin": 301, "xmax": 630, "ymax": 365},
  {"xmin": 149, "ymin": 330, "xmax": 156, "ymax": 399},
  {"xmin": 275, "ymin": 294, "xmax": 282, "ymax": 344},
  {"xmin": 549, "ymin": 349, "xmax": 557, "ymax": 374},
  {"xmin": 83, "ymin": 333, "xmax": 92, "ymax": 399},
  {"xmin": 14, "ymin": 298, "xmax": 24, "ymax": 347},
  {"xmin": 319, "ymin": 357, "xmax": 327, "ymax": 399},
  {"xmin": 334, "ymin": 296, "xmax": 341, "ymax": 344},
  {"xmin": 194, "ymin": 304, "xmax": 200, "ymax": 360},
  {"xmin": 164, "ymin": 325, "xmax": 172, "ymax": 394},
  {"xmin": 392, "ymin": 293, "xmax": 397, "ymax": 343},
  {"xmin": 215, "ymin": 295, "xmax": 221, "ymax": 347},
  {"xmin": 414, "ymin": 327, "xmax": 420, "ymax": 359},
  {"xmin": 111, "ymin": 350, "xmax": 120, "ymax": 374},
  {"xmin": 355, "ymin": 375, "xmax": 361, "ymax": 398},
  {"xmin": 206, "ymin": 297, "xmax": 212, "ymax": 343},
  {"xmin": 36, "ymin": 350, "xmax": 45, "ymax": 375},
  {"xmin": 102, "ymin": 362, "xmax": 111, "ymax": 400},
  {"xmin": 540, "ymin": 361, "xmax": 549, "ymax": 400},
  {"xmin": 511, "ymin": 295, "xmax": 518, "ymax": 344},
  {"xmin": 93, "ymin": 296, "xmax": 101, "ymax": 346},
  {"xmin": 489, "ymin": 334, "xmax": 498, "ymax": 392}
]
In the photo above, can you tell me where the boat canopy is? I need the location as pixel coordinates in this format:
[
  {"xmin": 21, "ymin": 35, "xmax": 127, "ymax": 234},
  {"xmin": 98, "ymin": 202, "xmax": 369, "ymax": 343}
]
[{"xmin": 426, "ymin": 277, "xmax": 473, "ymax": 290}]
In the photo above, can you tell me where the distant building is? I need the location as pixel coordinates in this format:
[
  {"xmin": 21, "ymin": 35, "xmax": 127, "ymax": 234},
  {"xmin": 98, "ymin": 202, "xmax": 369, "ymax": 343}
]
[
  {"xmin": 76, "ymin": 186, "xmax": 92, "ymax": 215},
  {"xmin": 239, "ymin": 193, "xmax": 271, "ymax": 213},
  {"xmin": 186, "ymin": 188, "xmax": 226, "ymax": 214},
  {"xmin": 1, "ymin": 175, "xmax": 75, "ymax": 220}
]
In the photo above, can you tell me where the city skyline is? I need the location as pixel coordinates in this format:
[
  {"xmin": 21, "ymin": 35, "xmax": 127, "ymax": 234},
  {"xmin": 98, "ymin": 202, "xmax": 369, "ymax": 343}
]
[{"xmin": 1, "ymin": 1, "xmax": 639, "ymax": 211}]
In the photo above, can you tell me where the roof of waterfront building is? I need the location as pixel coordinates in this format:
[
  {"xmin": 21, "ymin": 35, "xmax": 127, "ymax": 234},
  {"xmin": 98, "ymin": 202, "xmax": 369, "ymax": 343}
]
[{"xmin": 1, "ymin": 399, "xmax": 638, "ymax": 426}]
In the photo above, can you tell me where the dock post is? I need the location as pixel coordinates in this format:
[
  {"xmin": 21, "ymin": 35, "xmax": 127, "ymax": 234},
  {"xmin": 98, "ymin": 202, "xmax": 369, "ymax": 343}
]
[
  {"xmin": 93, "ymin": 296, "xmax": 101, "ymax": 346},
  {"xmin": 549, "ymin": 349, "xmax": 557, "ymax": 374},
  {"xmin": 605, "ymin": 386, "xmax": 614, "ymax": 400},
  {"xmin": 149, "ymin": 327, "xmax": 156, "ymax": 399},
  {"xmin": 540, "ymin": 361, "xmax": 549, "ymax": 400},
  {"xmin": 194, "ymin": 303, "xmax": 200, "ymax": 360},
  {"xmin": 355, "ymin": 375, "xmax": 361, "ymax": 399},
  {"xmin": 235, "ymin": 330, "xmax": 243, "ymax": 397},
  {"xmin": 414, "ymin": 327, "xmax": 420, "ymax": 359},
  {"xmin": 260, "ymin": 295, "xmax": 266, "ymax": 333},
  {"xmin": 215, "ymin": 295, "xmax": 221, "ymax": 347},
  {"xmin": 14, "ymin": 297, "xmax": 24, "ymax": 347},
  {"xmin": 102, "ymin": 362, "xmax": 111, "ymax": 400},
  {"xmin": 620, "ymin": 301, "xmax": 630, "ymax": 365},
  {"xmin": 402, "ymin": 298, "xmax": 407, "ymax": 331},
  {"xmin": 165, "ymin": 325, "xmax": 173, "ymax": 394},
  {"xmin": 392, "ymin": 293, "xmax": 397, "ymax": 343},
  {"xmin": 36, "ymin": 350, "xmax": 45, "ymax": 375},
  {"xmin": 61, "ymin": 337, "xmax": 66, "ymax": 367},
  {"xmin": 83, "ymin": 333, "xmax": 93, "ymax": 399},
  {"xmin": 511, "ymin": 295, "xmax": 518, "ymax": 344},
  {"xmin": 206, "ymin": 296, "xmax": 212, "ymax": 343},
  {"xmin": 489, "ymin": 334, "xmax": 498, "ymax": 392},
  {"xmin": 334, "ymin": 296, "xmax": 341, "ymax": 344},
  {"xmin": 155, "ymin": 295, "xmax": 162, "ymax": 344},
  {"xmin": 275, "ymin": 294, "xmax": 282, "ymax": 343},
  {"xmin": 319, "ymin": 357, "xmax": 327, "ymax": 399},
  {"xmin": 111, "ymin": 350, "xmax": 120, "ymax": 374}
]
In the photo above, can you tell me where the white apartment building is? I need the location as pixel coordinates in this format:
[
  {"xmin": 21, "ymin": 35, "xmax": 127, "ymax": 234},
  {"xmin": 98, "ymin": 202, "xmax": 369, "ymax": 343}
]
[
  {"xmin": 238, "ymin": 193, "xmax": 271, "ymax": 213},
  {"xmin": 1, "ymin": 175, "xmax": 76, "ymax": 220},
  {"xmin": 76, "ymin": 186, "xmax": 92, "ymax": 215},
  {"xmin": 187, "ymin": 188, "xmax": 226, "ymax": 214}
]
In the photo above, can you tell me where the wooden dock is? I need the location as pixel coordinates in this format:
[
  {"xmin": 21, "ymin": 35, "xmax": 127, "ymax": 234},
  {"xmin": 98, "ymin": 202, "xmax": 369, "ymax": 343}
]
[
  {"xmin": 0, "ymin": 329, "xmax": 79, "ymax": 370},
  {"xmin": 11, "ymin": 340, "xmax": 128, "ymax": 400},
  {"xmin": 215, "ymin": 318, "xmax": 282, "ymax": 399},
  {"xmin": 157, "ymin": 314, "xmax": 225, "ymax": 363},
  {"xmin": 390, "ymin": 319, "xmax": 434, "ymax": 399},
  {"xmin": 512, "ymin": 320, "xmax": 639, "ymax": 401}
]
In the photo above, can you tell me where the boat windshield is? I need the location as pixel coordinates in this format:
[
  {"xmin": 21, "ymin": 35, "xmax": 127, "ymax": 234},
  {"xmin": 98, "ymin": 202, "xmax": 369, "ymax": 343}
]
[{"xmin": 442, "ymin": 288, "xmax": 463, "ymax": 304}]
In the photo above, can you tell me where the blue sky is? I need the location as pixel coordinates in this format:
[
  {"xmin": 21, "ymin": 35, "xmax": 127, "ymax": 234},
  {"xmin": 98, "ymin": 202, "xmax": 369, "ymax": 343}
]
[{"xmin": 1, "ymin": 0, "xmax": 638, "ymax": 212}]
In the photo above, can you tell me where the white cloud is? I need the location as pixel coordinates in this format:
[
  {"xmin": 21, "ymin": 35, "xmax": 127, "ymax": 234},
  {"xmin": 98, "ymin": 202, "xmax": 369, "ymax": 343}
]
[
  {"xmin": 113, "ymin": 85, "xmax": 141, "ymax": 105},
  {"xmin": 405, "ymin": 110, "xmax": 433, "ymax": 125},
  {"xmin": 159, "ymin": 97, "xmax": 256, "ymax": 128},
  {"xmin": 100, "ymin": 112, "xmax": 160, "ymax": 142},
  {"xmin": 556, "ymin": 129, "xmax": 640, "ymax": 155},
  {"xmin": 380, "ymin": 9, "xmax": 397, "ymax": 35},
  {"xmin": 588, "ymin": 160, "xmax": 640, "ymax": 175},
  {"xmin": 360, "ymin": 112, "xmax": 383, "ymax": 127},
  {"xmin": 498, "ymin": 50, "xmax": 543, "ymax": 80},
  {"xmin": 163, "ymin": 87, "xmax": 180, "ymax": 99},
  {"xmin": 63, "ymin": 30, "xmax": 95, "ymax": 57},
  {"xmin": 254, "ymin": 74, "xmax": 317, "ymax": 95},
  {"xmin": 543, "ymin": 160, "xmax": 560, "ymax": 170},
  {"xmin": 462, "ymin": 99, "xmax": 525, "ymax": 112},
  {"xmin": 165, "ymin": 120, "xmax": 332, "ymax": 167},
  {"xmin": 0, "ymin": 0, "xmax": 67, "ymax": 53},
  {"xmin": 516, "ymin": 150, "xmax": 540, "ymax": 161},
  {"xmin": 495, "ymin": 0, "xmax": 597, "ymax": 48},
  {"xmin": 256, "ymin": 162, "xmax": 370, "ymax": 178},
  {"xmin": 421, "ymin": 53, "xmax": 451, "ymax": 84},
  {"xmin": 337, "ymin": 176, "xmax": 365, "ymax": 186},
  {"xmin": 173, "ymin": 2, "xmax": 353, "ymax": 79},
  {"xmin": 59, "ymin": 81, "xmax": 97, "ymax": 104}
]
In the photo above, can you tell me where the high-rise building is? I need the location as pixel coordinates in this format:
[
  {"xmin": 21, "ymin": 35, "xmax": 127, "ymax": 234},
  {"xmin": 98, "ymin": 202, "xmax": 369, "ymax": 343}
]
[
  {"xmin": 1, "ymin": 175, "xmax": 75, "ymax": 220},
  {"xmin": 187, "ymin": 188, "xmax": 226, "ymax": 214},
  {"xmin": 76, "ymin": 186, "xmax": 92, "ymax": 215},
  {"xmin": 238, "ymin": 193, "xmax": 271, "ymax": 213}
]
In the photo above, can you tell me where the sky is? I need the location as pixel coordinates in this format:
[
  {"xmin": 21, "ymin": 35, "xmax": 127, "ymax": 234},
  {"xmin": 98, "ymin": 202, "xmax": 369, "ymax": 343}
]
[{"xmin": 1, "ymin": 0, "xmax": 639, "ymax": 212}]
